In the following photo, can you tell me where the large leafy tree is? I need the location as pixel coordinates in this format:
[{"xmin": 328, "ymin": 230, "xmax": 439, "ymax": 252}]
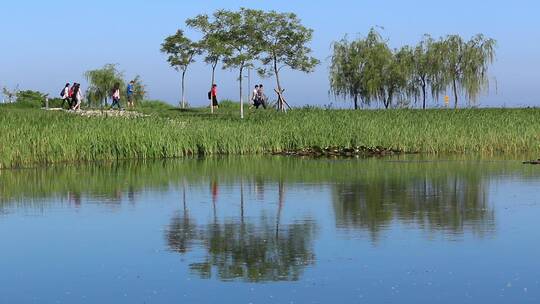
[
  {"xmin": 215, "ymin": 8, "xmax": 264, "ymax": 119},
  {"xmin": 161, "ymin": 30, "xmax": 202, "ymax": 109},
  {"xmin": 460, "ymin": 34, "xmax": 497, "ymax": 106},
  {"xmin": 85, "ymin": 64, "xmax": 124, "ymax": 107},
  {"xmin": 186, "ymin": 14, "xmax": 231, "ymax": 113},
  {"xmin": 329, "ymin": 37, "xmax": 369, "ymax": 109},
  {"xmin": 360, "ymin": 29, "xmax": 397, "ymax": 109},
  {"xmin": 441, "ymin": 34, "xmax": 496, "ymax": 108},
  {"xmin": 405, "ymin": 35, "xmax": 447, "ymax": 109},
  {"xmin": 186, "ymin": 15, "xmax": 230, "ymax": 88},
  {"xmin": 379, "ymin": 47, "xmax": 410, "ymax": 109},
  {"xmin": 258, "ymin": 11, "xmax": 319, "ymax": 111}
]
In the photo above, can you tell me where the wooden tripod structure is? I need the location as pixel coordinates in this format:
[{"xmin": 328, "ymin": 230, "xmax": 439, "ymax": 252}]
[{"xmin": 274, "ymin": 88, "xmax": 291, "ymax": 112}]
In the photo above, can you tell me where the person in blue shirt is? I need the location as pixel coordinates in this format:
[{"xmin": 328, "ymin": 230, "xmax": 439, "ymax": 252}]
[{"xmin": 127, "ymin": 81, "xmax": 134, "ymax": 108}]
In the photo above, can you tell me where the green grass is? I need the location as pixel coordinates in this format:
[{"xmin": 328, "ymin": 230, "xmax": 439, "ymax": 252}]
[{"xmin": 1, "ymin": 100, "xmax": 539, "ymax": 168}]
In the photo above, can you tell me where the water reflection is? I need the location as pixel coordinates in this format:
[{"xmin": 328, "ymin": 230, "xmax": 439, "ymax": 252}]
[
  {"xmin": 166, "ymin": 180, "xmax": 317, "ymax": 282},
  {"xmin": 333, "ymin": 170, "xmax": 495, "ymax": 241}
]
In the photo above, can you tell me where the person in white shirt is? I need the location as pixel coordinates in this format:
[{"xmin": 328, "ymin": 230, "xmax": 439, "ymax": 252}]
[
  {"xmin": 111, "ymin": 83, "xmax": 122, "ymax": 110},
  {"xmin": 61, "ymin": 83, "xmax": 70, "ymax": 109},
  {"xmin": 72, "ymin": 83, "xmax": 83, "ymax": 111},
  {"xmin": 251, "ymin": 85, "xmax": 259, "ymax": 107}
]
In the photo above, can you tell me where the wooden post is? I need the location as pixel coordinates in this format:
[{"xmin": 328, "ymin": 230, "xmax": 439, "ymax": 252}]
[{"xmin": 274, "ymin": 88, "xmax": 291, "ymax": 113}]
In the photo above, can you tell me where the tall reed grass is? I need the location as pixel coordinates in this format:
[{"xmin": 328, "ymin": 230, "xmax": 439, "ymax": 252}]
[{"xmin": 1, "ymin": 104, "xmax": 539, "ymax": 168}]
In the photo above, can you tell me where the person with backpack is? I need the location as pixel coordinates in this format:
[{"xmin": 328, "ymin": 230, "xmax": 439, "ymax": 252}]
[
  {"xmin": 72, "ymin": 83, "xmax": 83, "ymax": 111},
  {"xmin": 126, "ymin": 81, "xmax": 134, "ymax": 108},
  {"xmin": 211, "ymin": 84, "xmax": 218, "ymax": 110},
  {"xmin": 60, "ymin": 83, "xmax": 70, "ymax": 109},
  {"xmin": 111, "ymin": 83, "xmax": 122, "ymax": 110},
  {"xmin": 255, "ymin": 84, "xmax": 267, "ymax": 109},
  {"xmin": 68, "ymin": 83, "xmax": 76, "ymax": 108}
]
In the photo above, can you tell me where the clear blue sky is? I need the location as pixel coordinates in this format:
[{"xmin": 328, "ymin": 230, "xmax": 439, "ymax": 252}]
[{"xmin": 1, "ymin": 0, "xmax": 539, "ymax": 107}]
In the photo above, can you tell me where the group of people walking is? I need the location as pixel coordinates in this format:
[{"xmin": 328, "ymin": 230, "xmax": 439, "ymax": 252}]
[
  {"xmin": 251, "ymin": 84, "xmax": 268, "ymax": 109},
  {"xmin": 60, "ymin": 81, "xmax": 135, "ymax": 110},
  {"xmin": 60, "ymin": 83, "xmax": 83, "ymax": 110},
  {"xmin": 207, "ymin": 83, "xmax": 268, "ymax": 111}
]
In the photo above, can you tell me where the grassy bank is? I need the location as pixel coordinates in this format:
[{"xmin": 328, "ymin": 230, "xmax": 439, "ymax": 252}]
[{"xmin": 0, "ymin": 101, "xmax": 539, "ymax": 168}]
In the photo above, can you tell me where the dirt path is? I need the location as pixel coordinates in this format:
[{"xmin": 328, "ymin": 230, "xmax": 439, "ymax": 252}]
[{"xmin": 44, "ymin": 108, "xmax": 148, "ymax": 118}]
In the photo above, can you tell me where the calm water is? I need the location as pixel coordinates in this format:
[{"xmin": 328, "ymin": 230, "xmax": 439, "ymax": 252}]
[{"xmin": 1, "ymin": 156, "xmax": 539, "ymax": 303}]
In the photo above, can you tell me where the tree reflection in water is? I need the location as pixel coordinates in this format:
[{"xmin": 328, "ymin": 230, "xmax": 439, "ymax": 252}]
[
  {"xmin": 166, "ymin": 180, "xmax": 318, "ymax": 282},
  {"xmin": 333, "ymin": 172, "xmax": 495, "ymax": 242}
]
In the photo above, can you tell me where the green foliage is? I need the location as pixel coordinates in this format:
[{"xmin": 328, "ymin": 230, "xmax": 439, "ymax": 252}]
[
  {"xmin": 257, "ymin": 11, "xmax": 319, "ymax": 100},
  {"xmin": 85, "ymin": 64, "xmax": 125, "ymax": 107},
  {"xmin": 130, "ymin": 75, "xmax": 147, "ymax": 104},
  {"xmin": 186, "ymin": 14, "xmax": 231, "ymax": 86},
  {"xmin": 440, "ymin": 34, "xmax": 497, "ymax": 108},
  {"xmin": 161, "ymin": 29, "xmax": 202, "ymax": 108},
  {"xmin": 2, "ymin": 86, "xmax": 19, "ymax": 103},
  {"xmin": 0, "ymin": 90, "xmax": 50, "ymax": 108},
  {"xmin": 330, "ymin": 30, "xmax": 497, "ymax": 109},
  {"xmin": 16, "ymin": 90, "xmax": 46, "ymax": 107},
  {"xmin": 0, "ymin": 106, "xmax": 539, "ymax": 169}
]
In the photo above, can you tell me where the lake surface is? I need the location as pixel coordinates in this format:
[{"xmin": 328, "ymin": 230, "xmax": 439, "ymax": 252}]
[{"xmin": 1, "ymin": 156, "xmax": 539, "ymax": 303}]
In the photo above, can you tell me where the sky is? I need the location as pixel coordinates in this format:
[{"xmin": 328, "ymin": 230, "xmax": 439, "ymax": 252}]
[{"xmin": 1, "ymin": 0, "xmax": 539, "ymax": 108}]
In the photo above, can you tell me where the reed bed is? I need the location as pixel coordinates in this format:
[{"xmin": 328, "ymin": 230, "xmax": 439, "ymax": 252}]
[{"xmin": 0, "ymin": 104, "xmax": 539, "ymax": 168}]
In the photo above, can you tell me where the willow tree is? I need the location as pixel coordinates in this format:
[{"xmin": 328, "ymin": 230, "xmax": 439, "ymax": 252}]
[
  {"xmin": 258, "ymin": 11, "xmax": 319, "ymax": 111},
  {"xmin": 405, "ymin": 35, "xmax": 448, "ymax": 109},
  {"xmin": 460, "ymin": 34, "xmax": 497, "ymax": 105},
  {"xmin": 329, "ymin": 37, "xmax": 369, "ymax": 109},
  {"xmin": 379, "ymin": 47, "xmax": 411, "ymax": 109},
  {"xmin": 130, "ymin": 75, "xmax": 147, "ymax": 105},
  {"xmin": 161, "ymin": 30, "xmax": 202, "ymax": 109},
  {"xmin": 360, "ymin": 29, "xmax": 399, "ymax": 109},
  {"xmin": 215, "ymin": 8, "xmax": 264, "ymax": 119},
  {"xmin": 442, "ymin": 34, "xmax": 496, "ymax": 108},
  {"xmin": 85, "ymin": 64, "xmax": 124, "ymax": 107},
  {"xmin": 186, "ymin": 14, "xmax": 231, "ymax": 113}
]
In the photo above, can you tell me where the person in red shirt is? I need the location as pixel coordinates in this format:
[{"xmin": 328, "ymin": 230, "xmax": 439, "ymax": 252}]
[{"xmin": 211, "ymin": 84, "xmax": 218, "ymax": 110}]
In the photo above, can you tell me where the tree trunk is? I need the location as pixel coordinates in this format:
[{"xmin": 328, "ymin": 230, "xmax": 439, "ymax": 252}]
[
  {"xmin": 181, "ymin": 70, "xmax": 186, "ymax": 109},
  {"xmin": 421, "ymin": 79, "xmax": 427, "ymax": 110},
  {"xmin": 273, "ymin": 57, "xmax": 284, "ymax": 112},
  {"xmin": 354, "ymin": 94, "xmax": 358, "ymax": 110},
  {"xmin": 384, "ymin": 91, "xmax": 392, "ymax": 109},
  {"xmin": 239, "ymin": 65, "xmax": 244, "ymax": 119},
  {"xmin": 453, "ymin": 78, "xmax": 458, "ymax": 109}
]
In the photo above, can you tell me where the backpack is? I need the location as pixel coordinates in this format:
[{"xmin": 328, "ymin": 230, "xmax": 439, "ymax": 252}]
[
  {"xmin": 207, "ymin": 91, "xmax": 212, "ymax": 100},
  {"xmin": 60, "ymin": 87, "xmax": 66, "ymax": 97}
]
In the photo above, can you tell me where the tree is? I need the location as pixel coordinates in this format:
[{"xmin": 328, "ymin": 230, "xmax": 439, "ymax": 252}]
[
  {"xmin": 378, "ymin": 47, "xmax": 410, "ymax": 109},
  {"xmin": 359, "ymin": 29, "xmax": 400, "ymax": 109},
  {"xmin": 329, "ymin": 37, "xmax": 369, "ymax": 109},
  {"xmin": 85, "ymin": 64, "xmax": 124, "ymax": 107},
  {"xmin": 460, "ymin": 34, "xmax": 497, "ymax": 105},
  {"xmin": 161, "ymin": 30, "xmax": 202, "ymax": 109},
  {"xmin": 130, "ymin": 75, "xmax": 147, "ymax": 105},
  {"xmin": 405, "ymin": 35, "xmax": 447, "ymax": 109},
  {"xmin": 215, "ymin": 8, "xmax": 264, "ymax": 119},
  {"xmin": 258, "ymin": 11, "xmax": 319, "ymax": 111},
  {"xmin": 186, "ymin": 14, "xmax": 231, "ymax": 113},
  {"xmin": 441, "ymin": 34, "xmax": 496, "ymax": 108},
  {"xmin": 2, "ymin": 85, "xmax": 19, "ymax": 103}
]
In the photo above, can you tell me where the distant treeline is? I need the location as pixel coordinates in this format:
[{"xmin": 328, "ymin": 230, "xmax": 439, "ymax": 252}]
[{"xmin": 330, "ymin": 29, "xmax": 496, "ymax": 109}]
